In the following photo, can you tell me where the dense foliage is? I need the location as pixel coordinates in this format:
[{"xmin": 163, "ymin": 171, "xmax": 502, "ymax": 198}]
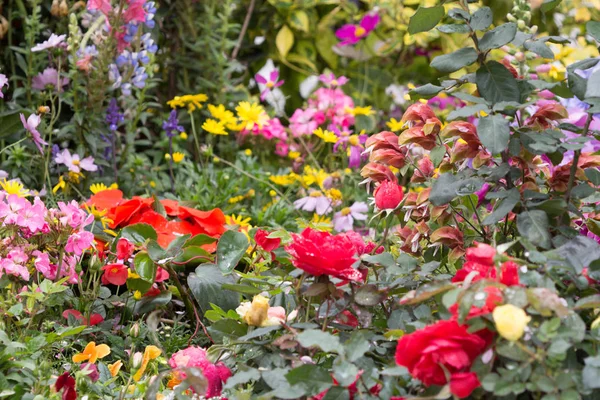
[{"xmin": 1, "ymin": 0, "xmax": 600, "ymax": 399}]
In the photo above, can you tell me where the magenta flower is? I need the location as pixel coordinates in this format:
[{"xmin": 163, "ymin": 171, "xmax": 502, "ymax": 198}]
[
  {"xmin": 255, "ymin": 70, "xmax": 284, "ymax": 101},
  {"xmin": 55, "ymin": 149, "xmax": 98, "ymax": 174},
  {"xmin": 0, "ymin": 248, "xmax": 30, "ymax": 281},
  {"xmin": 319, "ymin": 73, "xmax": 349, "ymax": 88},
  {"xmin": 87, "ymin": 0, "xmax": 112, "ymax": 14},
  {"xmin": 333, "ymin": 202, "xmax": 369, "ymax": 232},
  {"xmin": 20, "ymin": 113, "xmax": 47, "ymax": 154},
  {"xmin": 33, "ymin": 250, "xmax": 55, "ymax": 280},
  {"xmin": 58, "ymin": 200, "xmax": 94, "ymax": 229},
  {"xmin": 0, "ymin": 74, "xmax": 8, "ymax": 98},
  {"xmin": 65, "ymin": 231, "xmax": 94, "ymax": 256},
  {"xmin": 32, "ymin": 68, "xmax": 70, "ymax": 92},
  {"xmin": 169, "ymin": 346, "xmax": 231, "ymax": 398},
  {"xmin": 335, "ymin": 13, "xmax": 380, "ymax": 46},
  {"xmin": 124, "ymin": 0, "xmax": 147, "ymax": 24},
  {"xmin": 31, "ymin": 33, "xmax": 66, "ymax": 52}
]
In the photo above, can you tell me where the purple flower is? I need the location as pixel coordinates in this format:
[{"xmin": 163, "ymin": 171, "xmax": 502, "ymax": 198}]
[
  {"xmin": 333, "ymin": 129, "xmax": 368, "ymax": 169},
  {"xmin": 106, "ymin": 98, "xmax": 124, "ymax": 131},
  {"xmin": 55, "ymin": 149, "xmax": 98, "ymax": 173},
  {"xmin": 0, "ymin": 74, "xmax": 8, "ymax": 98},
  {"xmin": 319, "ymin": 73, "xmax": 348, "ymax": 88},
  {"xmin": 31, "ymin": 33, "xmax": 66, "ymax": 52},
  {"xmin": 32, "ymin": 68, "xmax": 70, "ymax": 92},
  {"xmin": 293, "ymin": 191, "xmax": 333, "ymax": 215},
  {"xmin": 81, "ymin": 363, "xmax": 99, "ymax": 382},
  {"xmin": 333, "ymin": 202, "xmax": 368, "ymax": 232},
  {"xmin": 335, "ymin": 13, "xmax": 380, "ymax": 46},
  {"xmin": 474, "ymin": 183, "xmax": 491, "ymax": 207},
  {"xmin": 255, "ymin": 70, "xmax": 284, "ymax": 101},
  {"xmin": 162, "ymin": 110, "xmax": 184, "ymax": 137},
  {"xmin": 20, "ymin": 113, "xmax": 47, "ymax": 154}
]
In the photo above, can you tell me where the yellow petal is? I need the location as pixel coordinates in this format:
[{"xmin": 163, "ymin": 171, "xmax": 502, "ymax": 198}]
[
  {"xmin": 72, "ymin": 353, "xmax": 90, "ymax": 363},
  {"xmin": 108, "ymin": 360, "xmax": 123, "ymax": 377},
  {"xmin": 146, "ymin": 345, "xmax": 162, "ymax": 360},
  {"xmin": 94, "ymin": 344, "xmax": 111, "ymax": 359}
]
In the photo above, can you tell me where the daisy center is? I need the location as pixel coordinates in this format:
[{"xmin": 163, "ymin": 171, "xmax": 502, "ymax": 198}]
[
  {"xmin": 341, "ymin": 207, "xmax": 352, "ymax": 216},
  {"xmin": 331, "ymin": 79, "xmax": 338, "ymax": 86},
  {"xmin": 309, "ymin": 191, "xmax": 323, "ymax": 198},
  {"xmin": 72, "ymin": 159, "xmax": 80, "ymax": 166},
  {"xmin": 266, "ymin": 81, "xmax": 274, "ymax": 88},
  {"xmin": 348, "ymin": 135, "xmax": 360, "ymax": 146}
]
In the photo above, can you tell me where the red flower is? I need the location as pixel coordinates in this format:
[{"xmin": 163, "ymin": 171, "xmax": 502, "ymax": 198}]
[
  {"xmin": 62, "ymin": 309, "xmax": 104, "ymax": 326},
  {"xmin": 155, "ymin": 267, "xmax": 170, "ymax": 282},
  {"xmin": 374, "ymin": 180, "xmax": 404, "ymax": 211},
  {"xmin": 450, "ymin": 372, "xmax": 481, "ymax": 398},
  {"xmin": 285, "ymin": 228, "xmax": 362, "ymax": 281},
  {"xmin": 101, "ymin": 263, "xmax": 128, "ymax": 286},
  {"xmin": 395, "ymin": 320, "xmax": 490, "ymax": 387},
  {"xmin": 254, "ymin": 229, "xmax": 281, "ymax": 254},
  {"xmin": 499, "ymin": 261, "xmax": 520, "ymax": 286},
  {"xmin": 453, "ymin": 243, "xmax": 521, "ymax": 286},
  {"xmin": 116, "ymin": 238, "xmax": 135, "ymax": 260},
  {"xmin": 449, "ymin": 286, "xmax": 503, "ymax": 319},
  {"xmin": 55, "ymin": 372, "xmax": 77, "ymax": 400}
]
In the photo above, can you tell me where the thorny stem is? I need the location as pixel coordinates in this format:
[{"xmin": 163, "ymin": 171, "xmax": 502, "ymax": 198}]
[{"xmin": 565, "ymin": 113, "xmax": 594, "ymax": 204}]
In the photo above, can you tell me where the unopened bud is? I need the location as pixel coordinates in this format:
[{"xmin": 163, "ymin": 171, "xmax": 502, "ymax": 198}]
[
  {"xmin": 38, "ymin": 106, "xmax": 50, "ymax": 114},
  {"xmin": 130, "ymin": 323, "xmax": 140, "ymax": 338},
  {"xmin": 132, "ymin": 352, "xmax": 143, "ymax": 368},
  {"xmin": 518, "ymin": 20, "xmax": 526, "ymax": 30}
]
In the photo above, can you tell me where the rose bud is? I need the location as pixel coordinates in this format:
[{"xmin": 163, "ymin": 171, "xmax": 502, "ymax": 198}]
[{"xmin": 374, "ymin": 180, "xmax": 404, "ymax": 211}]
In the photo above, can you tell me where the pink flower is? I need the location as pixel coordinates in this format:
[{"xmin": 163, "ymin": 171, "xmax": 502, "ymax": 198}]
[
  {"xmin": 33, "ymin": 250, "xmax": 56, "ymax": 279},
  {"xmin": 87, "ymin": 0, "xmax": 112, "ymax": 14},
  {"xmin": 65, "ymin": 231, "xmax": 94, "ymax": 256},
  {"xmin": 58, "ymin": 200, "xmax": 93, "ymax": 229},
  {"xmin": 289, "ymin": 108, "xmax": 318, "ymax": 137},
  {"xmin": 60, "ymin": 255, "xmax": 81, "ymax": 284},
  {"xmin": 20, "ymin": 113, "xmax": 47, "ymax": 154},
  {"xmin": 275, "ymin": 141, "xmax": 289, "ymax": 157},
  {"xmin": 335, "ymin": 13, "xmax": 380, "ymax": 46},
  {"xmin": 0, "ymin": 194, "xmax": 30, "ymax": 225},
  {"xmin": 32, "ymin": 68, "xmax": 70, "ymax": 92},
  {"xmin": 168, "ymin": 346, "xmax": 231, "ymax": 397},
  {"xmin": 333, "ymin": 202, "xmax": 368, "ymax": 232},
  {"xmin": 0, "ymin": 74, "xmax": 8, "ymax": 98},
  {"xmin": 374, "ymin": 180, "xmax": 404, "ymax": 211},
  {"xmin": 255, "ymin": 70, "xmax": 284, "ymax": 101},
  {"xmin": 124, "ymin": 0, "xmax": 147, "ymax": 23},
  {"xmin": 55, "ymin": 149, "xmax": 98, "ymax": 173},
  {"xmin": 31, "ymin": 33, "xmax": 66, "ymax": 52},
  {"xmin": 319, "ymin": 73, "xmax": 348, "ymax": 88},
  {"xmin": 0, "ymin": 248, "xmax": 30, "ymax": 281},
  {"xmin": 294, "ymin": 191, "xmax": 333, "ymax": 215},
  {"xmin": 17, "ymin": 198, "xmax": 46, "ymax": 233}
]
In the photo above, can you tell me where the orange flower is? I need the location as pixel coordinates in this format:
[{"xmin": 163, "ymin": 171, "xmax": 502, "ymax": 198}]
[
  {"xmin": 133, "ymin": 345, "xmax": 162, "ymax": 382},
  {"xmin": 108, "ymin": 360, "xmax": 123, "ymax": 377},
  {"xmin": 72, "ymin": 342, "xmax": 111, "ymax": 364}
]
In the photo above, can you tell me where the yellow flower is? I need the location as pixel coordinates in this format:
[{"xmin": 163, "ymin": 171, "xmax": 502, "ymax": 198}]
[
  {"xmin": 172, "ymin": 152, "xmax": 185, "ymax": 163},
  {"xmin": 288, "ymin": 151, "xmax": 301, "ymax": 159},
  {"xmin": 108, "ymin": 360, "xmax": 123, "ymax": 377},
  {"xmin": 235, "ymin": 101, "xmax": 269, "ymax": 130},
  {"xmin": 269, "ymin": 190, "xmax": 277, "ymax": 197},
  {"xmin": 128, "ymin": 269, "xmax": 141, "ymax": 279},
  {"xmin": 133, "ymin": 345, "xmax": 162, "ymax": 382},
  {"xmin": 300, "ymin": 165, "xmax": 328, "ymax": 189},
  {"xmin": 164, "ymin": 153, "xmax": 171, "ymax": 160},
  {"xmin": 493, "ymin": 304, "xmax": 531, "ymax": 341},
  {"xmin": 246, "ymin": 189, "xmax": 255, "ymax": 197},
  {"xmin": 53, "ymin": 176, "xmax": 66, "ymax": 194},
  {"xmin": 0, "ymin": 179, "xmax": 29, "ymax": 197},
  {"xmin": 149, "ymin": 180, "xmax": 156, "ymax": 188},
  {"xmin": 72, "ymin": 342, "xmax": 111, "ymax": 364},
  {"xmin": 84, "ymin": 204, "xmax": 114, "ymax": 230},
  {"xmin": 133, "ymin": 291, "xmax": 142, "ymax": 300},
  {"xmin": 386, "ymin": 118, "xmax": 404, "ymax": 132},
  {"xmin": 179, "ymin": 132, "xmax": 188, "ymax": 140},
  {"xmin": 90, "ymin": 183, "xmax": 109, "ymax": 194},
  {"xmin": 313, "ymin": 128, "xmax": 339, "ymax": 143},
  {"xmin": 167, "ymin": 94, "xmax": 208, "ymax": 112},
  {"xmin": 202, "ymin": 119, "xmax": 228, "ymax": 135},
  {"xmin": 226, "ymin": 214, "xmax": 251, "ymax": 228},
  {"xmin": 269, "ymin": 173, "xmax": 298, "ymax": 186},
  {"xmin": 240, "ymin": 295, "xmax": 270, "ymax": 326},
  {"xmin": 228, "ymin": 195, "xmax": 245, "ymax": 204},
  {"xmin": 349, "ymin": 106, "xmax": 374, "ymax": 116},
  {"xmin": 208, "ymin": 104, "xmax": 237, "ymax": 125},
  {"xmin": 244, "ymin": 149, "xmax": 252, "ymax": 156},
  {"xmin": 325, "ymin": 188, "xmax": 342, "ymax": 202}
]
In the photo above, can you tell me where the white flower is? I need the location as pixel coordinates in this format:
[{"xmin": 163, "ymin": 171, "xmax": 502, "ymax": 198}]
[{"xmin": 31, "ymin": 33, "xmax": 66, "ymax": 52}]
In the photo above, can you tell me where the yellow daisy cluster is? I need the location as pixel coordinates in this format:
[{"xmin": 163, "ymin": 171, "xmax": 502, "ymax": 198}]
[
  {"xmin": 313, "ymin": 128, "xmax": 338, "ymax": 143},
  {"xmin": 386, "ymin": 118, "xmax": 404, "ymax": 132},
  {"xmin": 268, "ymin": 166, "xmax": 331, "ymax": 189},
  {"xmin": 349, "ymin": 105, "xmax": 374, "ymax": 116},
  {"xmin": 167, "ymin": 94, "xmax": 208, "ymax": 112},
  {"xmin": 90, "ymin": 182, "xmax": 119, "ymax": 194},
  {"xmin": 0, "ymin": 179, "xmax": 29, "ymax": 197}
]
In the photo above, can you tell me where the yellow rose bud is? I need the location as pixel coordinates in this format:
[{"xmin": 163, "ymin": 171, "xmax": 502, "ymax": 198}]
[
  {"xmin": 243, "ymin": 295, "xmax": 269, "ymax": 327},
  {"xmin": 493, "ymin": 304, "xmax": 531, "ymax": 341}
]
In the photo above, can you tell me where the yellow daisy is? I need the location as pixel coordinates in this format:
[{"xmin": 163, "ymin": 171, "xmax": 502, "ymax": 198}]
[
  {"xmin": 0, "ymin": 179, "xmax": 29, "ymax": 197},
  {"xmin": 235, "ymin": 101, "xmax": 269, "ymax": 130},
  {"xmin": 313, "ymin": 128, "xmax": 339, "ymax": 143},
  {"xmin": 202, "ymin": 119, "xmax": 228, "ymax": 135},
  {"xmin": 386, "ymin": 118, "xmax": 404, "ymax": 132},
  {"xmin": 172, "ymin": 152, "xmax": 185, "ymax": 163}
]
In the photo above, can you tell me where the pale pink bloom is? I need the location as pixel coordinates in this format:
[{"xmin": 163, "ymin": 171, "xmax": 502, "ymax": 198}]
[
  {"xmin": 1, "ymin": 248, "xmax": 30, "ymax": 281},
  {"xmin": 319, "ymin": 73, "xmax": 349, "ymax": 87},
  {"xmin": 33, "ymin": 250, "xmax": 55, "ymax": 279},
  {"xmin": 55, "ymin": 149, "xmax": 98, "ymax": 173},
  {"xmin": 169, "ymin": 347, "xmax": 231, "ymax": 398},
  {"xmin": 0, "ymin": 74, "xmax": 8, "ymax": 98},
  {"xmin": 58, "ymin": 200, "xmax": 93, "ymax": 229},
  {"xmin": 32, "ymin": 68, "xmax": 70, "ymax": 92},
  {"xmin": 31, "ymin": 33, "xmax": 66, "ymax": 52},
  {"xmin": 20, "ymin": 113, "xmax": 47, "ymax": 154},
  {"xmin": 333, "ymin": 202, "xmax": 368, "ymax": 232},
  {"xmin": 0, "ymin": 195, "xmax": 30, "ymax": 225},
  {"xmin": 289, "ymin": 108, "xmax": 318, "ymax": 137},
  {"xmin": 293, "ymin": 191, "xmax": 333, "ymax": 215},
  {"xmin": 76, "ymin": 55, "xmax": 94, "ymax": 72},
  {"xmin": 87, "ymin": 0, "xmax": 112, "ymax": 14},
  {"xmin": 65, "ymin": 231, "xmax": 94, "ymax": 256}
]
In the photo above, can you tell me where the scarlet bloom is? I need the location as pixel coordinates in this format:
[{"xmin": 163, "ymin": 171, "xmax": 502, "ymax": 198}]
[
  {"xmin": 116, "ymin": 238, "xmax": 135, "ymax": 260},
  {"xmin": 285, "ymin": 228, "xmax": 362, "ymax": 281},
  {"xmin": 374, "ymin": 180, "xmax": 404, "ymax": 211},
  {"xmin": 62, "ymin": 309, "xmax": 104, "ymax": 326},
  {"xmin": 395, "ymin": 320, "xmax": 490, "ymax": 387},
  {"xmin": 101, "ymin": 263, "xmax": 128, "ymax": 286},
  {"xmin": 254, "ymin": 229, "xmax": 281, "ymax": 253},
  {"xmin": 450, "ymin": 372, "xmax": 481, "ymax": 398},
  {"xmin": 55, "ymin": 372, "xmax": 76, "ymax": 400},
  {"xmin": 453, "ymin": 242, "xmax": 521, "ymax": 286}
]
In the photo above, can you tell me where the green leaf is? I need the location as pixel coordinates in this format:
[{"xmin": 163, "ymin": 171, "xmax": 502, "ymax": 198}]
[
  {"xmin": 134, "ymin": 252, "xmax": 156, "ymax": 283},
  {"xmin": 185, "ymin": 234, "xmax": 217, "ymax": 247},
  {"xmin": 297, "ymin": 329, "xmax": 343, "ymax": 353},
  {"xmin": 430, "ymin": 172, "xmax": 483, "ymax": 206},
  {"xmin": 224, "ymin": 368, "xmax": 261, "ymax": 389},
  {"xmin": 478, "ymin": 23, "xmax": 517, "ymax": 52},
  {"xmin": 238, "ymin": 325, "xmax": 281, "ymax": 341},
  {"xmin": 517, "ymin": 210, "xmax": 551, "ymax": 249},
  {"xmin": 188, "ymin": 264, "xmax": 240, "ymax": 314},
  {"xmin": 408, "ymin": 6, "xmax": 445, "ymax": 34},
  {"xmin": 437, "ymin": 24, "xmax": 470, "ymax": 34},
  {"xmin": 470, "ymin": 7, "xmax": 493, "ymax": 31},
  {"xmin": 221, "ymin": 283, "xmax": 263, "ymax": 294},
  {"xmin": 588, "ymin": 21, "xmax": 600, "ymax": 42},
  {"xmin": 354, "ymin": 284, "xmax": 384, "ymax": 306},
  {"xmin": 322, "ymin": 386, "xmax": 351, "ymax": 400},
  {"xmin": 315, "ymin": 28, "xmax": 339, "ymax": 69},
  {"xmin": 583, "ymin": 356, "xmax": 600, "ymax": 389},
  {"xmin": 289, "ymin": 10, "xmax": 309, "ymax": 32},
  {"xmin": 585, "ymin": 69, "xmax": 600, "ymax": 99},
  {"xmin": 0, "ymin": 110, "xmax": 25, "ymax": 139},
  {"xmin": 478, "ymin": 114, "xmax": 511, "ymax": 154},
  {"xmin": 585, "ymin": 168, "xmax": 600, "ymax": 186},
  {"xmin": 409, "ymin": 84, "xmax": 444, "ymax": 99},
  {"xmin": 344, "ymin": 330, "xmax": 372, "ymax": 362},
  {"xmin": 540, "ymin": 0, "xmax": 562, "ymax": 12},
  {"xmin": 276, "ymin": 25, "xmax": 294, "ymax": 58},
  {"xmin": 574, "ymin": 294, "xmax": 600, "ymax": 310},
  {"xmin": 430, "ymin": 47, "xmax": 478, "ymax": 73},
  {"xmin": 286, "ymin": 364, "xmax": 333, "ymax": 396},
  {"xmin": 263, "ymin": 368, "xmax": 306, "ymax": 399},
  {"xmin": 524, "ymin": 40, "xmax": 554, "ymax": 59},
  {"xmin": 121, "ymin": 223, "xmax": 157, "ymax": 244},
  {"xmin": 216, "ymin": 230, "xmax": 249, "ymax": 274},
  {"xmin": 476, "ymin": 61, "xmax": 520, "ymax": 104},
  {"xmin": 550, "ymin": 236, "xmax": 600, "ymax": 274},
  {"xmin": 447, "ymin": 104, "xmax": 489, "ymax": 120},
  {"xmin": 133, "ymin": 292, "xmax": 172, "ymax": 315},
  {"xmin": 482, "ymin": 188, "xmax": 520, "ymax": 225}
]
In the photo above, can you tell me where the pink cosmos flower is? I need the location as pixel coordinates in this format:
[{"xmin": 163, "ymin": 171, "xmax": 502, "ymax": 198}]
[
  {"xmin": 65, "ymin": 231, "xmax": 94, "ymax": 256},
  {"xmin": 55, "ymin": 149, "xmax": 98, "ymax": 173},
  {"xmin": 168, "ymin": 346, "xmax": 231, "ymax": 397},
  {"xmin": 319, "ymin": 73, "xmax": 349, "ymax": 88},
  {"xmin": 20, "ymin": 113, "xmax": 47, "ymax": 154},
  {"xmin": 289, "ymin": 108, "xmax": 318, "ymax": 137},
  {"xmin": 87, "ymin": 0, "xmax": 112, "ymax": 14},
  {"xmin": 333, "ymin": 202, "xmax": 368, "ymax": 232},
  {"xmin": 293, "ymin": 191, "xmax": 333, "ymax": 215},
  {"xmin": 57, "ymin": 200, "xmax": 93, "ymax": 229},
  {"xmin": 124, "ymin": 0, "xmax": 147, "ymax": 23},
  {"xmin": 32, "ymin": 68, "xmax": 70, "ymax": 92},
  {"xmin": 0, "ymin": 74, "xmax": 8, "ymax": 98},
  {"xmin": 335, "ymin": 13, "xmax": 380, "ymax": 46},
  {"xmin": 31, "ymin": 33, "xmax": 66, "ymax": 52},
  {"xmin": 255, "ymin": 70, "xmax": 284, "ymax": 101}
]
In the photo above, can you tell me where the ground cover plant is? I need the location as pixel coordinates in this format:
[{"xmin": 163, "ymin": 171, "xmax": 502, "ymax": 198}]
[{"xmin": 1, "ymin": 0, "xmax": 600, "ymax": 399}]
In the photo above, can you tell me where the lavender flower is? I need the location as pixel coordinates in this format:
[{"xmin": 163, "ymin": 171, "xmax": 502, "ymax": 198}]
[
  {"xmin": 106, "ymin": 99, "xmax": 124, "ymax": 131},
  {"xmin": 163, "ymin": 110, "xmax": 184, "ymax": 137},
  {"xmin": 32, "ymin": 68, "xmax": 70, "ymax": 92}
]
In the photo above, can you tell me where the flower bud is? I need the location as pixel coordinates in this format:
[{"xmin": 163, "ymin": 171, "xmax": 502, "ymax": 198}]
[
  {"xmin": 360, "ymin": 162, "xmax": 397, "ymax": 184},
  {"xmin": 492, "ymin": 304, "xmax": 531, "ymax": 341},
  {"xmin": 518, "ymin": 20, "xmax": 526, "ymax": 30},
  {"xmin": 243, "ymin": 295, "xmax": 270, "ymax": 326},
  {"xmin": 132, "ymin": 352, "xmax": 143, "ymax": 369},
  {"xmin": 370, "ymin": 148, "xmax": 406, "ymax": 169},
  {"xmin": 374, "ymin": 180, "xmax": 404, "ymax": 211},
  {"xmin": 130, "ymin": 322, "xmax": 140, "ymax": 338}
]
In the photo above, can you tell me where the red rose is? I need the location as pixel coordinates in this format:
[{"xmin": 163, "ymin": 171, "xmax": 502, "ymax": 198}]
[
  {"xmin": 449, "ymin": 286, "xmax": 503, "ymax": 319},
  {"xmin": 116, "ymin": 238, "xmax": 135, "ymax": 260},
  {"xmin": 395, "ymin": 320, "xmax": 489, "ymax": 387},
  {"xmin": 285, "ymin": 228, "xmax": 362, "ymax": 281},
  {"xmin": 466, "ymin": 242, "xmax": 496, "ymax": 265},
  {"xmin": 101, "ymin": 263, "xmax": 128, "ymax": 286},
  {"xmin": 499, "ymin": 261, "xmax": 520, "ymax": 286},
  {"xmin": 254, "ymin": 229, "xmax": 281, "ymax": 253},
  {"xmin": 374, "ymin": 180, "xmax": 404, "ymax": 211},
  {"xmin": 453, "ymin": 243, "xmax": 521, "ymax": 286},
  {"xmin": 62, "ymin": 309, "xmax": 104, "ymax": 326},
  {"xmin": 450, "ymin": 372, "xmax": 481, "ymax": 398}
]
